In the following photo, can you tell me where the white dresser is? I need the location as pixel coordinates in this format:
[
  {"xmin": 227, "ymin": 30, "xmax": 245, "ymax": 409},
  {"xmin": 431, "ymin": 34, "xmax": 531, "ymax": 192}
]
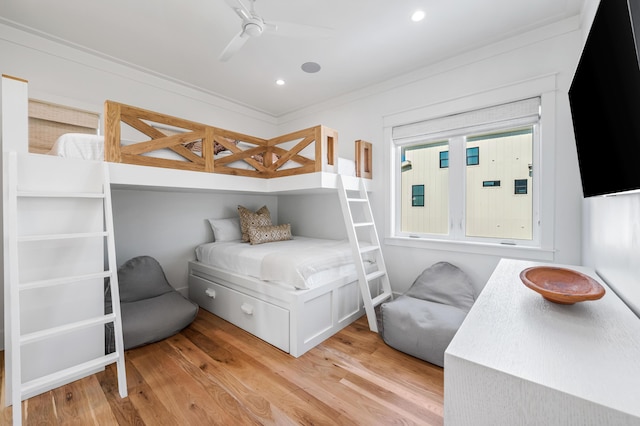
[{"xmin": 445, "ymin": 258, "xmax": 640, "ymax": 425}]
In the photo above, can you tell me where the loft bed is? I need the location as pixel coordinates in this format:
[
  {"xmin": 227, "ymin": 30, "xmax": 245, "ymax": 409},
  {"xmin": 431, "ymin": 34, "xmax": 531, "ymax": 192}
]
[
  {"xmin": 0, "ymin": 74, "xmax": 377, "ymax": 358},
  {"xmin": 30, "ymin": 98, "xmax": 373, "ymax": 192},
  {"xmin": 103, "ymin": 101, "xmax": 341, "ymax": 178}
]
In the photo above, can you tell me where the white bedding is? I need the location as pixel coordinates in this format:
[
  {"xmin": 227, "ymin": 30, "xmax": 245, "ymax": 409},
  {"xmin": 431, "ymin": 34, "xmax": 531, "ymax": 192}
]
[
  {"xmin": 48, "ymin": 133, "xmax": 105, "ymax": 160},
  {"xmin": 48, "ymin": 133, "xmax": 207, "ymax": 162},
  {"xmin": 48, "ymin": 133, "xmax": 191, "ymax": 161},
  {"xmin": 195, "ymin": 236, "xmax": 371, "ymax": 289},
  {"xmin": 48, "ymin": 133, "xmax": 355, "ymax": 175}
]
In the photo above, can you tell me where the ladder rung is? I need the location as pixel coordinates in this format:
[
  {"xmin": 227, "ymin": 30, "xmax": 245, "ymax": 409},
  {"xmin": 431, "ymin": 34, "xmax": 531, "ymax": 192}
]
[
  {"xmin": 354, "ymin": 222, "xmax": 374, "ymax": 228},
  {"xmin": 7, "ymin": 153, "xmax": 127, "ymax": 410},
  {"xmin": 339, "ymin": 175, "xmax": 391, "ymax": 333},
  {"xmin": 21, "ymin": 314, "xmax": 117, "ymax": 346},
  {"xmin": 20, "ymin": 271, "xmax": 112, "ymax": 291},
  {"xmin": 360, "ymin": 245, "xmax": 380, "ymax": 254},
  {"xmin": 366, "ymin": 270, "xmax": 387, "ymax": 282},
  {"xmin": 372, "ymin": 292, "xmax": 393, "ymax": 307},
  {"xmin": 21, "ymin": 353, "xmax": 120, "ymax": 397},
  {"xmin": 17, "ymin": 191, "xmax": 105, "ymax": 199},
  {"xmin": 18, "ymin": 231, "xmax": 108, "ymax": 242}
]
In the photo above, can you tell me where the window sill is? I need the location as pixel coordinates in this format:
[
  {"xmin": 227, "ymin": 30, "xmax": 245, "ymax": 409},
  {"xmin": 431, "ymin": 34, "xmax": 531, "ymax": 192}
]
[{"xmin": 385, "ymin": 236, "xmax": 555, "ymax": 261}]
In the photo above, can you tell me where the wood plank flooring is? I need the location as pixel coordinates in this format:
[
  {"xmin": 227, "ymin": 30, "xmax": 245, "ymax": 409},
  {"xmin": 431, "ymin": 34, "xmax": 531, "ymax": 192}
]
[{"xmin": 1, "ymin": 309, "xmax": 444, "ymax": 425}]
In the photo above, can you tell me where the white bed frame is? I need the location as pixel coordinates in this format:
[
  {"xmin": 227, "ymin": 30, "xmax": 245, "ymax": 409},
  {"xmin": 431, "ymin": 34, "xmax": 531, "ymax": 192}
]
[
  {"xmin": 2, "ymin": 75, "xmax": 373, "ymax": 361},
  {"xmin": 188, "ymin": 260, "xmax": 365, "ymax": 357}
]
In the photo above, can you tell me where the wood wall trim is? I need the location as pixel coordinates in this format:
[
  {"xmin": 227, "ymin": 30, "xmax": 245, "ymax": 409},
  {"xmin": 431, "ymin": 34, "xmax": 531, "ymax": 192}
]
[
  {"xmin": 2, "ymin": 74, "xmax": 28, "ymax": 83},
  {"xmin": 355, "ymin": 139, "xmax": 373, "ymax": 179}
]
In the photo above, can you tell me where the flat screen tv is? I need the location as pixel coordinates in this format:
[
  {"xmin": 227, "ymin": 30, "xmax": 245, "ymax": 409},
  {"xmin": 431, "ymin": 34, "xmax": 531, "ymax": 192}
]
[{"xmin": 569, "ymin": 0, "xmax": 640, "ymax": 197}]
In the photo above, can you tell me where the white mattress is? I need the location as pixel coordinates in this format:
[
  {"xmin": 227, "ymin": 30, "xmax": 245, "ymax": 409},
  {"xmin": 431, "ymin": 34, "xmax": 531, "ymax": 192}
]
[
  {"xmin": 48, "ymin": 133, "xmax": 355, "ymax": 175},
  {"xmin": 48, "ymin": 133, "xmax": 104, "ymax": 160},
  {"xmin": 48, "ymin": 133, "xmax": 203, "ymax": 161},
  {"xmin": 195, "ymin": 236, "xmax": 371, "ymax": 289}
]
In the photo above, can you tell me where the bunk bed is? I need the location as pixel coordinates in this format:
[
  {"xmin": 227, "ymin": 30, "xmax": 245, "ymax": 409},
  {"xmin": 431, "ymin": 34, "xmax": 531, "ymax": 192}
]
[
  {"xmin": 36, "ymin": 99, "xmax": 373, "ymax": 192},
  {"xmin": 7, "ymin": 77, "xmax": 375, "ymax": 358}
]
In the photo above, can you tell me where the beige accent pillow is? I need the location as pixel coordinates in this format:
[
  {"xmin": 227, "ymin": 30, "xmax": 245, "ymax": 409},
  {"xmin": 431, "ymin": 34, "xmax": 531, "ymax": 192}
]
[
  {"xmin": 214, "ymin": 138, "xmax": 238, "ymax": 155},
  {"xmin": 251, "ymin": 152, "xmax": 280, "ymax": 164},
  {"xmin": 248, "ymin": 224, "xmax": 292, "ymax": 245},
  {"xmin": 183, "ymin": 140, "xmax": 202, "ymax": 154},
  {"xmin": 238, "ymin": 205, "xmax": 272, "ymax": 242},
  {"xmin": 184, "ymin": 139, "xmax": 238, "ymax": 155}
]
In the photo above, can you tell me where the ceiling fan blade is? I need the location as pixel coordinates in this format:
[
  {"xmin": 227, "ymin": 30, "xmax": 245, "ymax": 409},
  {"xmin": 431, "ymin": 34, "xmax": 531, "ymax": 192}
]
[
  {"xmin": 219, "ymin": 31, "xmax": 250, "ymax": 62},
  {"xmin": 262, "ymin": 21, "xmax": 278, "ymax": 33},
  {"xmin": 224, "ymin": 0, "xmax": 251, "ymax": 21},
  {"xmin": 269, "ymin": 21, "xmax": 333, "ymax": 38}
]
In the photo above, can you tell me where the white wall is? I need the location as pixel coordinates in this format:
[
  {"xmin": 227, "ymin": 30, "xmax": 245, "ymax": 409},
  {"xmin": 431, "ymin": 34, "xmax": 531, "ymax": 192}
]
[
  {"xmin": 583, "ymin": 195, "xmax": 640, "ymax": 317},
  {"xmin": 277, "ymin": 193, "xmax": 346, "ymax": 240},
  {"xmin": 275, "ymin": 19, "xmax": 585, "ymax": 294},
  {"xmin": 112, "ymin": 189, "xmax": 276, "ymax": 295},
  {"xmin": 0, "ymin": 24, "xmax": 277, "ymax": 134},
  {"xmin": 0, "ymin": 22, "xmax": 282, "ymax": 346},
  {"xmin": 2, "ymin": 15, "xmax": 587, "ymax": 300},
  {"xmin": 578, "ymin": 0, "xmax": 640, "ymax": 318}
]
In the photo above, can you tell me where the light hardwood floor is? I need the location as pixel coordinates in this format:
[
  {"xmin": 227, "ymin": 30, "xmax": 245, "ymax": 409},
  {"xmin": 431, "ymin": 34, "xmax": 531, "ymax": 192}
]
[{"xmin": 1, "ymin": 309, "xmax": 444, "ymax": 425}]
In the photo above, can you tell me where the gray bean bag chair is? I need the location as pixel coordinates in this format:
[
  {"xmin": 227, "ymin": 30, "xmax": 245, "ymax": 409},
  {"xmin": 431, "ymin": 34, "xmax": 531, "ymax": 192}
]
[
  {"xmin": 105, "ymin": 256, "xmax": 199, "ymax": 351},
  {"xmin": 380, "ymin": 261, "xmax": 475, "ymax": 367}
]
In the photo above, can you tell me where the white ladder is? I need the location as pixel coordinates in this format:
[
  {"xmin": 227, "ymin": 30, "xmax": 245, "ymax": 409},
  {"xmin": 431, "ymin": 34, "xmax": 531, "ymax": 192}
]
[
  {"xmin": 337, "ymin": 175, "xmax": 392, "ymax": 332},
  {"xmin": 5, "ymin": 152, "xmax": 127, "ymax": 425}
]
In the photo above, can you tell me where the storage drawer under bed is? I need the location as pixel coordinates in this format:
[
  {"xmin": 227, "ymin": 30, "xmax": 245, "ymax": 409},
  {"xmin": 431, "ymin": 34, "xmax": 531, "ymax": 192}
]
[{"xmin": 189, "ymin": 275, "xmax": 290, "ymax": 353}]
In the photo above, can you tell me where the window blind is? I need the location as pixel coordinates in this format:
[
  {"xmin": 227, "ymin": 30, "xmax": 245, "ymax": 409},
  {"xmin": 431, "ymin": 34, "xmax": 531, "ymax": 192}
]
[{"xmin": 392, "ymin": 97, "xmax": 541, "ymax": 142}]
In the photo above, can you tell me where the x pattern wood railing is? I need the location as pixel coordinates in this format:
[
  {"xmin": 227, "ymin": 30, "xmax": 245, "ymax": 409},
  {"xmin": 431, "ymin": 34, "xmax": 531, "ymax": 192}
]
[{"xmin": 104, "ymin": 101, "xmax": 340, "ymax": 178}]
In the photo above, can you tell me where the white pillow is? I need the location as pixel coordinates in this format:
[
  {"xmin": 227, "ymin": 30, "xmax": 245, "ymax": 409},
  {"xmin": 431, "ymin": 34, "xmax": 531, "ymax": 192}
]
[{"xmin": 207, "ymin": 217, "xmax": 242, "ymax": 242}]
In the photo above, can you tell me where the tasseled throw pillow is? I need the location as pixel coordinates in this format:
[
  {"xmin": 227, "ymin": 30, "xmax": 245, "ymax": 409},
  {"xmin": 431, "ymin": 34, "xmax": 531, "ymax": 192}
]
[
  {"xmin": 248, "ymin": 223, "xmax": 292, "ymax": 245},
  {"xmin": 238, "ymin": 205, "xmax": 272, "ymax": 242}
]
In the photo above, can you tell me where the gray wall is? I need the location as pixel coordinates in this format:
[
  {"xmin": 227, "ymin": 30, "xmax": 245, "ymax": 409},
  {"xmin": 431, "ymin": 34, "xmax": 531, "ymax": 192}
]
[{"xmin": 112, "ymin": 189, "xmax": 278, "ymax": 295}]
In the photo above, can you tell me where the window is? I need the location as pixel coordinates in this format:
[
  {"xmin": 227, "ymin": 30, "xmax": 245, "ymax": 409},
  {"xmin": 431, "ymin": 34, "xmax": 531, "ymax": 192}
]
[
  {"xmin": 392, "ymin": 97, "xmax": 540, "ymax": 246},
  {"xmin": 465, "ymin": 129, "xmax": 533, "ymax": 240},
  {"xmin": 439, "ymin": 151, "xmax": 449, "ymax": 168},
  {"xmin": 400, "ymin": 141, "xmax": 449, "ymax": 234},
  {"xmin": 515, "ymin": 179, "xmax": 528, "ymax": 194},
  {"xmin": 466, "ymin": 147, "xmax": 479, "ymax": 166},
  {"xmin": 412, "ymin": 185, "xmax": 425, "ymax": 206}
]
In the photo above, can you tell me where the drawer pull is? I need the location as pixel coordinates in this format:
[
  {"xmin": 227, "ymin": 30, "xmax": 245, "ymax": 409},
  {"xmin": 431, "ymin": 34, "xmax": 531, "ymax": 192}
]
[
  {"xmin": 240, "ymin": 303, "xmax": 254, "ymax": 315},
  {"xmin": 205, "ymin": 288, "xmax": 216, "ymax": 299}
]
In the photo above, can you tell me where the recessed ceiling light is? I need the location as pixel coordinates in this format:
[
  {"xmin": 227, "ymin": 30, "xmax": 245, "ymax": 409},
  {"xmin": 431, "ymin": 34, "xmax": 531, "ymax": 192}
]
[
  {"xmin": 276, "ymin": 79, "xmax": 285, "ymax": 86},
  {"xmin": 411, "ymin": 10, "xmax": 425, "ymax": 22},
  {"xmin": 301, "ymin": 62, "xmax": 321, "ymax": 73}
]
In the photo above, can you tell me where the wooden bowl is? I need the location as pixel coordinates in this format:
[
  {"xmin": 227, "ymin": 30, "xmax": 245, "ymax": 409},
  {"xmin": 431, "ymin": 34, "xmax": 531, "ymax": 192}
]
[{"xmin": 519, "ymin": 266, "xmax": 605, "ymax": 304}]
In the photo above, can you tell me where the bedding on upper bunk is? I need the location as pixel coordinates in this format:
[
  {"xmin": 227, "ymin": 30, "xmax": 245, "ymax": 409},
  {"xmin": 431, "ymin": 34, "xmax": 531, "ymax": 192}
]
[
  {"xmin": 48, "ymin": 133, "xmax": 104, "ymax": 160},
  {"xmin": 194, "ymin": 236, "xmax": 373, "ymax": 290},
  {"xmin": 48, "ymin": 132, "xmax": 358, "ymax": 175},
  {"xmin": 49, "ymin": 133, "xmax": 242, "ymax": 161},
  {"xmin": 33, "ymin": 100, "xmax": 373, "ymax": 178}
]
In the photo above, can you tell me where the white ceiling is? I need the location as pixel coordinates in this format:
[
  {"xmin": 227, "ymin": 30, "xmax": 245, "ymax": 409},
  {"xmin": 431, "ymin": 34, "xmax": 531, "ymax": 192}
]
[{"xmin": 0, "ymin": 0, "xmax": 585, "ymax": 117}]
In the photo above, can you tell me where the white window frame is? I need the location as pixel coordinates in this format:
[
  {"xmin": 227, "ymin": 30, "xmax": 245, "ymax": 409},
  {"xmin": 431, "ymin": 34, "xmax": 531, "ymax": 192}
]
[
  {"xmin": 394, "ymin": 118, "xmax": 540, "ymax": 246},
  {"xmin": 382, "ymin": 75, "xmax": 557, "ymax": 261}
]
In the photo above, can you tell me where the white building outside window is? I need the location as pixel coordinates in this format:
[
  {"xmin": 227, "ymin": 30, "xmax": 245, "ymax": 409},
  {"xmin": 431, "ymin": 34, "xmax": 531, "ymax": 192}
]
[{"xmin": 392, "ymin": 97, "xmax": 541, "ymax": 247}]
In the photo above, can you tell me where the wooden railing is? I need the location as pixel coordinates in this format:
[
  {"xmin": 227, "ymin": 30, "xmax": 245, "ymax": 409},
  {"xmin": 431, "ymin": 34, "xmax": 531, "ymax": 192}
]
[{"xmin": 103, "ymin": 100, "xmax": 340, "ymax": 178}]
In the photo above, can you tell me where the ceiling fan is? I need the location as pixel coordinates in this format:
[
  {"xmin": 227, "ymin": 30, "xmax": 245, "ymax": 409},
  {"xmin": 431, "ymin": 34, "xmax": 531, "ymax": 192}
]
[
  {"xmin": 219, "ymin": 0, "xmax": 331, "ymax": 62},
  {"xmin": 219, "ymin": 0, "xmax": 275, "ymax": 61}
]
